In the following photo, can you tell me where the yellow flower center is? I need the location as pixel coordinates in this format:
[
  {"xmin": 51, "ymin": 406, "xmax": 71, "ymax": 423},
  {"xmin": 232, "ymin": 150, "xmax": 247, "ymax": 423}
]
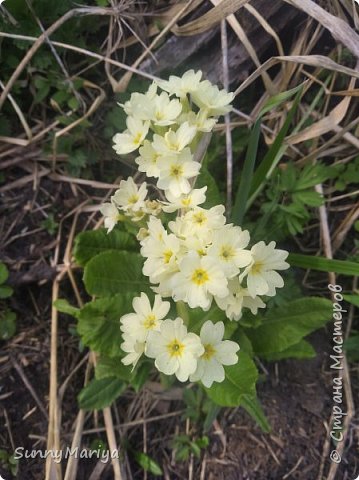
[
  {"xmin": 133, "ymin": 132, "xmax": 143, "ymax": 145},
  {"xmin": 163, "ymin": 250, "xmax": 173, "ymax": 264},
  {"xmin": 128, "ymin": 194, "xmax": 139, "ymax": 204},
  {"xmin": 170, "ymin": 164, "xmax": 184, "ymax": 178},
  {"xmin": 165, "ymin": 131, "xmax": 180, "ymax": 151},
  {"xmin": 168, "ymin": 141, "xmax": 179, "ymax": 151},
  {"xmin": 181, "ymin": 197, "xmax": 191, "ymax": 207},
  {"xmin": 191, "ymin": 268, "xmax": 209, "ymax": 285},
  {"xmin": 192, "ymin": 212, "xmax": 207, "ymax": 226},
  {"xmin": 251, "ymin": 261, "xmax": 263, "ymax": 275},
  {"xmin": 220, "ymin": 245, "xmax": 235, "ymax": 261},
  {"xmin": 167, "ymin": 339, "xmax": 184, "ymax": 357},
  {"xmin": 133, "ymin": 210, "xmax": 145, "ymax": 219},
  {"xmin": 151, "ymin": 153, "xmax": 159, "ymax": 165},
  {"xmin": 202, "ymin": 343, "xmax": 216, "ymax": 360},
  {"xmin": 155, "ymin": 111, "xmax": 164, "ymax": 121},
  {"xmin": 144, "ymin": 314, "xmax": 157, "ymax": 330}
]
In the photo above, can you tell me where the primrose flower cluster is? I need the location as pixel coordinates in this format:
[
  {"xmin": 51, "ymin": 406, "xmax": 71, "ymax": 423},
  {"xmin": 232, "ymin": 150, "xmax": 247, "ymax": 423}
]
[
  {"xmin": 121, "ymin": 292, "xmax": 239, "ymax": 386},
  {"xmin": 101, "ymin": 70, "xmax": 289, "ymax": 387}
]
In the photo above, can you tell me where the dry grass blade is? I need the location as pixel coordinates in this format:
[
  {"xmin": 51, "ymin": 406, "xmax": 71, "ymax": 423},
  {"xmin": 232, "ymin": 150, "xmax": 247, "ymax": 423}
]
[
  {"xmin": 244, "ymin": 3, "xmax": 285, "ymax": 57},
  {"xmin": 49, "ymin": 173, "xmax": 119, "ymax": 189},
  {"xmin": 234, "ymin": 55, "xmax": 359, "ymax": 96},
  {"xmin": 332, "ymin": 205, "xmax": 359, "ymax": 253},
  {"xmin": 0, "ymin": 80, "xmax": 32, "ymax": 140},
  {"xmin": 220, "ymin": 18, "xmax": 233, "ymax": 215},
  {"xmin": 314, "ymin": 165, "xmax": 356, "ymax": 480},
  {"xmin": 0, "ymin": 168, "xmax": 50, "ymax": 193},
  {"xmin": 52, "ymin": 80, "xmax": 106, "ymax": 169},
  {"xmin": 45, "ymin": 276, "xmax": 63, "ymax": 480},
  {"xmin": 103, "ymin": 408, "xmax": 123, "ymax": 480},
  {"xmin": 297, "ymin": 115, "xmax": 359, "ymax": 164},
  {"xmin": 287, "ymin": 75, "xmax": 356, "ymax": 144},
  {"xmin": 282, "ymin": 0, "xmax": 359, "ymax": 58},
  {"xmin": 0, "ymin": 135, "xmax": 29, "ymax": 146},
  {"xmin": 11, "ymin": 356, "xmax": 49, "ymax": 420},
  {"xmin": 115, "ymin": 0, "xmax": 197, "ymax": 92},
  {"xmin": 63, "ymin": 411, "xmax": 86, "ymax": 480},
  {"xmin": 172, "ymin": 0, "xmax": 250, "ymax": 36},
  {"xmin": 329, "ymin": 88, "xmax": 359, "ymax": 96},
  {"xmin": 116, "ymin": 1, "xmax": 200, "ymax": 49},
  {"xmin": 353, "ymin": 0, "xmax": 359, "ymax": 29},
  {"xmin": 0, "ymin": 31, "xmax": 160, "ymax": 84},
  {"xmin": 210, "ymin": 0, "xmax": 276, "ymax": 95}
]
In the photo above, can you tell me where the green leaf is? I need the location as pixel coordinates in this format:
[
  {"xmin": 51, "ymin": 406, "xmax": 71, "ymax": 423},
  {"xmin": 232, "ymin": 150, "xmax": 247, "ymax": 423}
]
[
  {"xmin": 52, "ymin": 89, "xmax": 70, "ymax": 106},
  {"xmin": 187, "ymin": 305, "xmax": 228, "ymax": 335},
  {"xmin": 96, "ymin": 355, "xmax": 150, "ymax": 392},
  {"xmin": 0, "ymin": 310, "xmax": 16, "ymax": 340},
  {"xmin": 292, "ymin": 190, "xmax": 324, "ymax": 207},
  {"xmin": 34, "ymin": 82, "xmax": 50, "ymax": 104},
  {"xmin": 74, "ymin": 228, "xmax": 138, "ymax": 266},
  {"xmin": 78, "ymin": 377, "xmax": 126, "ymax": 410},
  {"xmin": 232, "ymin": 119, "xmax": 261, "ymax": 224},
  {"xmin": 246, "ymin": 298, "xmax": 331, "ymax": 356},
  {"xmin": 0, "ymin": 263, "xmax": 9, "ymax": 284},
  {"xmin": 206, "ymin": 351, "xmax": 258, "ymax": 407},
  {"xmin": 259, "ymin": 82, "xmax": 306, "ymax": 117},
  {"xmin": 83, "ymin": 251, "xmax": 146, "ymax": 297},
  {"xmin": 54, "ymin": 299, "xmax": 80, "ymax": 319},
  {"xmin": 41, "ymin": 213, "xmax": 58, "ymax": 235},
  {"xmin": 0, "ymin": 285, "xmax": 13, "ymax": 299},
  {"xmin": 130, "ymin": 362, "xmax": 152, "ymax": 392},
  {"xmin": 95, "ymin": 356, "xmax": 131, "ymax": 380},
  {"xmin": 203, "ymin": 402, "xmax": 221, "ymax": 432},
  {"xmin": 240, "ymin": 394, "xmax": 271, "ymax": 432},
  {"xmin": 195, "ymin": 166, "xmax": 224, "ymax": 208},
  {"xmin": 0, "ymin": 450, "xmax": 8, "ymax": 461},
  {"xmin": 68, "ymin": 96, "xmax": 80, "ymax": 110},
  {"xmin": 78, "ymin": 293, "xmax": 134, "ymax": 357},
  {"xmin": 263, "ymin": 339, "xmax": 316, "ymax": 361},
  {"xmin": 237, "ymin": 310, "xmax": 263, "ymax": 329},
  {"xmin": 344, "ymin": 294, "xmax": 359, "ymax": 308},
  {"xmin": 248, "ymin": 86, "xmax": 303, "ymax": 204},
  {"xmin": 288, "ymin": 253, "xmax": 359, "ymax": 276},
  {"xmin": 57, "ymin": 115, "xmax": 77, "ymax": 126},
  {"xmin": 133, "ymin": 451, "xmax": 163, "ymax": 476},
  {"xmin": 234, "ymin": 328, "xmax": 254, "ymax": 356},
  {"xmin": 189, "ymin": 441, "xmax": 201, "ymax": 457},
  {"xmin": 344, "ymin": 334, "xmax": 359, "ymax": 361},
  {"xmin": 295, "ymin": 162, "xmax": 334, "ymax": 190}
]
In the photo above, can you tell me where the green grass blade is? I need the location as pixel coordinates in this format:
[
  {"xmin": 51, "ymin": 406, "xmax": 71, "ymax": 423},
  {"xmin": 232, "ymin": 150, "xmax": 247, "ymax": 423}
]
[
  {"xmin": 259, "ymin": 82, "xmax": 306, "ymax": 117},
  {"xmin": 240, "ymin": 394, "xmax": 271, "ymax": 433},
  {"xmin": 232, "ymin": 119, "xmax": 261, "ymax": 225},
  {"xmin": 247, "ymin": 86, "xmax": 304, "ymax": 206},
  {"xmin": 288, "ymin": 253, "xmax": 359, "ymax": 276}
]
